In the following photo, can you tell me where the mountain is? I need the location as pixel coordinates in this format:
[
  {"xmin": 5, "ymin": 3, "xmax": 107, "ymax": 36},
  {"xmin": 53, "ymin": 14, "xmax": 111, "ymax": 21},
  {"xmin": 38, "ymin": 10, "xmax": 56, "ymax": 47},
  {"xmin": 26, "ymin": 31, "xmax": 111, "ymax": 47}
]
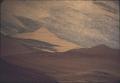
[
  {"xmin": 1, "ymin": 35, "xmax": 120, "ymax": 83},
  {"xmin": 64, "ymin": 45, "xmax": 120, "ymax": 57}
]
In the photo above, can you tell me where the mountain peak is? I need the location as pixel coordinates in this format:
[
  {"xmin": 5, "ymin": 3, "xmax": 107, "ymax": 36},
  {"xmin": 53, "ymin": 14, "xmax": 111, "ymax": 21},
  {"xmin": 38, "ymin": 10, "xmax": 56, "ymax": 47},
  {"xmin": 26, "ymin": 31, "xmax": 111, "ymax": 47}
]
[{"xmin": 92, "ymin": 44, "xmax": 110, "ymax": 49}]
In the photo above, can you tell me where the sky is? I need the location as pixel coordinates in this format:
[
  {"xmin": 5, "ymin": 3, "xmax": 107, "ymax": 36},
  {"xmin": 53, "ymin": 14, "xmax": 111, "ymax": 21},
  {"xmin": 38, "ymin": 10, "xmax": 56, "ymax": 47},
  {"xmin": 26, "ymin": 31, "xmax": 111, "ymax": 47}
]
[{"xmin": 1, "ymin": 0, "xmax": 120, "ymax": 52}]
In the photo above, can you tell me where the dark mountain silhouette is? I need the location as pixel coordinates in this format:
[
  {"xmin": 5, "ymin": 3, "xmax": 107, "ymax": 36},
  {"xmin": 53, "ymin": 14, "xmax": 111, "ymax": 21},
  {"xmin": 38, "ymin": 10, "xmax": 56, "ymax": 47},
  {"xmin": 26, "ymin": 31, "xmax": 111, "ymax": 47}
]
[
  {"xmin": 0, "ymin": 35, "xmax": 120, "ymax": 83},
  {"xmin": 63, "ymin": 44, "xmax": 120, "ymax": 57}
]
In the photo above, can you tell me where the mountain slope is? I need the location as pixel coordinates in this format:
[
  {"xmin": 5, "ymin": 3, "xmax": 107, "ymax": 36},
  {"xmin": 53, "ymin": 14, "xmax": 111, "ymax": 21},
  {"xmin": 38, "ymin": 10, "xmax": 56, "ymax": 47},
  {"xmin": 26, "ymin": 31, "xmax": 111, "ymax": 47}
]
[{"xmin": 64, "ymin": 45, "xmax": 120, "ymax": 57}]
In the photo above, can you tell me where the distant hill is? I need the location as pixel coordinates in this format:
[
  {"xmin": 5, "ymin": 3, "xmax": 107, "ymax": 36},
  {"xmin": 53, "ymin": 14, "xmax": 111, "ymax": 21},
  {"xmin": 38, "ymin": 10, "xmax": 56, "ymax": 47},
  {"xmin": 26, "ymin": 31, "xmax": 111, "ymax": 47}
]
[
  {"xmin": 1, "ymin": 34, "xmax": 120, "ymax": 58},
  {"xmin": 64, "ymin": 45, "xmax": 120, "ymax": 56}
]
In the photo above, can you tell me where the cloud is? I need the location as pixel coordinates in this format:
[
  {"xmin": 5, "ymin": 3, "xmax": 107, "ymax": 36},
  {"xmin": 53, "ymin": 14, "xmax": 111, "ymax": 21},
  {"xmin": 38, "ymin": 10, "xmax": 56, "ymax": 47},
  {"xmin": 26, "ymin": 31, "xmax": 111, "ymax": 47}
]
[
  {"xmin": 1, "ymin": 0, "xmax": 119, "ymax": 49},
  {"xmin": 18, "ymin": 38, "xmax": 58, "ymax": 52}
]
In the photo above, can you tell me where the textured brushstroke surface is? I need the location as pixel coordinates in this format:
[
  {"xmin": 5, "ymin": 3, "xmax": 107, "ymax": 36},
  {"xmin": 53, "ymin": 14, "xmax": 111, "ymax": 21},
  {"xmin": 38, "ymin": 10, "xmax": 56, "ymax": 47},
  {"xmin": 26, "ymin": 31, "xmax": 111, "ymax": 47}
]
[
  {"xmin": 0, "ymin": 58, "xmax": 58, "ymax": 83},
  {"xmin": 1, "ymin": 36, "xmax": 120, "ymax": 83},
  {"xmin": 1, "ymin": 0, "xmax": 119, "ymax": 49},
  {"xmin": 0, "ymin": 0, "xmax": 120, "ymax": 83}
]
